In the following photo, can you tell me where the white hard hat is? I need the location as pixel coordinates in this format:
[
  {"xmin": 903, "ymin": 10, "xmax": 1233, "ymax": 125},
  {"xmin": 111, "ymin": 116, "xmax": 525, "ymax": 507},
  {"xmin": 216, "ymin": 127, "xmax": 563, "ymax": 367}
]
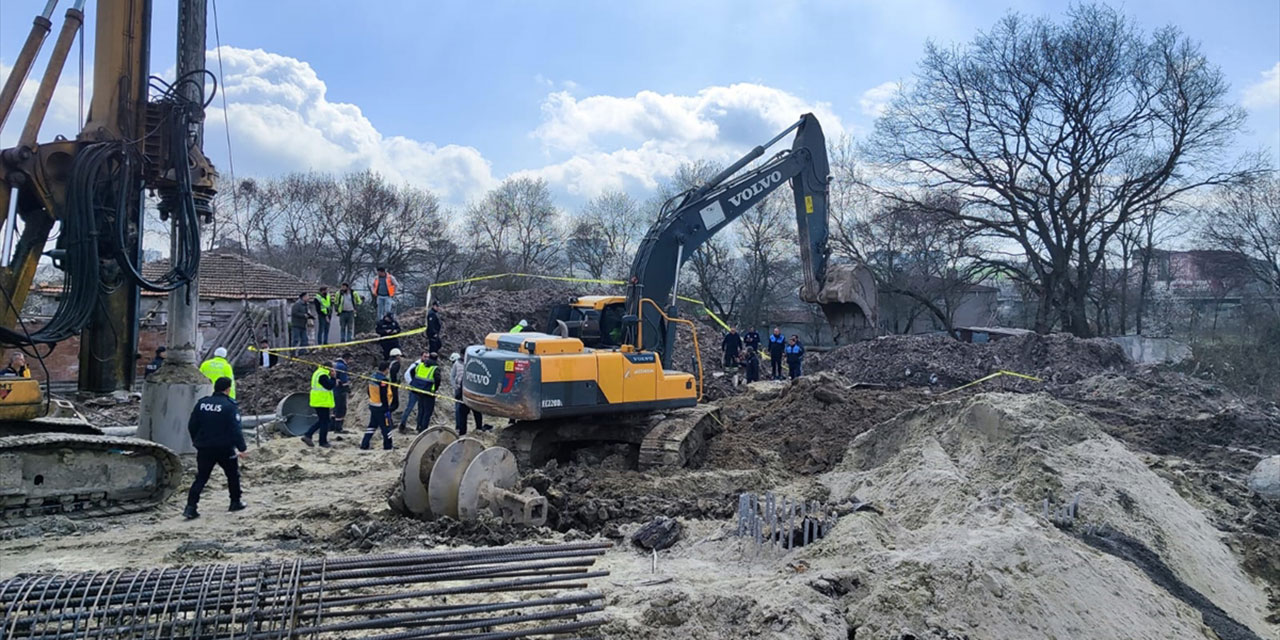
[
  {"xmin": 389, "ymin": 348, "xmax": 403, "ymax": 356},
  {"xmin": 518, "ymin": 319, "xmax": 529, "ymax": 327},
  {"xmin": 449, "ymin": 352, "xmax": 461, "ymax": 362},
  {"xmin": 214, "ymin": 347, "xmax": 228, "ymax": 358}
]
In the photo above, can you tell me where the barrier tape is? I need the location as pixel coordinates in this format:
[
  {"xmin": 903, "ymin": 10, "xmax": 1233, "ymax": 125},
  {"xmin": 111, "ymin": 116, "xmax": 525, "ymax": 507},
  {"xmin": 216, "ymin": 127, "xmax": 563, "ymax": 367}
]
[
  {"xmin": 249, "ymin": 346, "xmax": 455, "ymax": 403},
  {"xmin": 940, "ymin": 370, "xmax": 1043, "ymax": 396},
  {"xmin": 266, "ymin": 326, "xmax": 426, "ymax": 353}
]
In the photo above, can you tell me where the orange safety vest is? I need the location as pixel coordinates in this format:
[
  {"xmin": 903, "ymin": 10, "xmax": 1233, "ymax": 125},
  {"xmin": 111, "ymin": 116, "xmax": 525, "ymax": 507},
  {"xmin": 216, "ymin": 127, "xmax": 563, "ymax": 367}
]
[{"xmin": 371, "ymin": 275, "xmax": 397, "ymax": 297}]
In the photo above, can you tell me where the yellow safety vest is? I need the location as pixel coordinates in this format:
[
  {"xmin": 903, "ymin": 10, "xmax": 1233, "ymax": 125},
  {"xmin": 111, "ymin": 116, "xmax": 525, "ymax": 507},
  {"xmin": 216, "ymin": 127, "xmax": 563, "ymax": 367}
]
[
  {"xmin": 413, "ymin": 363, "xmax": 438, "ymax": 392},
  {"xmin": 335, "ymin": 291, "xmax": 363, "ymax": 313},
  {"xmin": 199, "ymin": 357, "xmax": 236, "ymax": 399},
  {"xmin": 510, "ymin": 324, "xmax": 525, "ymax": 333},
  {"xmin": 310, "ymin": 367, "xmax": 334, "ymax": 408},
  {"xmin": 316, "ymin": 294, "xmax": 332, "ymax": 315}
]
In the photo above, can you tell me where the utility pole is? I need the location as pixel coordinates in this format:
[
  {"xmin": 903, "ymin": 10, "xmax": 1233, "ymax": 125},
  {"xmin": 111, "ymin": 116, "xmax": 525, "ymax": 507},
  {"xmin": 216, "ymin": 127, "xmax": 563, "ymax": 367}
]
[{"xmin": 137, "ymin": 0, "xmax": 211, "ymax": 454}]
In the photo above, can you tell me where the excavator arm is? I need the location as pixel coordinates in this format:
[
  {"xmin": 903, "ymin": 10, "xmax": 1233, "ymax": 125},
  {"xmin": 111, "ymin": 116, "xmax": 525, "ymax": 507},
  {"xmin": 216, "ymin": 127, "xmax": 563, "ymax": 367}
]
[{"xmin": 622, "ymin": 113, "xmax": 842, "ymax": 360}]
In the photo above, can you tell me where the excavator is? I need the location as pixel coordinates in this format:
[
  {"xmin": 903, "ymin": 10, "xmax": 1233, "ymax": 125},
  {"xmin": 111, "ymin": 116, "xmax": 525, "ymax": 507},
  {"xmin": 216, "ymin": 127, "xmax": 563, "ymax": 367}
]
[
  {"xmin": 461, "ymin": 113, "xmax": 878, "ymax": 470},
  {"xmin": 0, "ymin": 1, "xmax": 218, "ymax": 524}
]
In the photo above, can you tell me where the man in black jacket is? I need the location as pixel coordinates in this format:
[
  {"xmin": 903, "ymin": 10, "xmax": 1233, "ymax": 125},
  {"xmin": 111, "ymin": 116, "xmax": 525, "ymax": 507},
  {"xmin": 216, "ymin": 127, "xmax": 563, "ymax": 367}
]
[
  {"xmin": 427, "ymin": 301, "xmax": 443, "ymax": 354},
  {"xmin": 376, "ymin": 313, "xmax": 401, "ymax": 358},
  {"xmin": 742, "ymin": 327, "xmax": 761, "ymax": 353},
  {"xmin": 184, "ymin": 377, "xmax": 247, "ymax": 520},
  {"xmin": 738, "ymin": 346, "xmax": 760, "ymax": 383},
  {"xmin": 722, "ymin": 328, "xmax": 742, "ymax": 368}
]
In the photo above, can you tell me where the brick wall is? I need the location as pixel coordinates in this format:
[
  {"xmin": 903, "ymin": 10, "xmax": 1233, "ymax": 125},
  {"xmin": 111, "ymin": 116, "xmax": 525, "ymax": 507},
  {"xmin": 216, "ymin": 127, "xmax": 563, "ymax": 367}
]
[{"xmin": 12, "ymin": 325, "xmax": 166, "ymax": 384}]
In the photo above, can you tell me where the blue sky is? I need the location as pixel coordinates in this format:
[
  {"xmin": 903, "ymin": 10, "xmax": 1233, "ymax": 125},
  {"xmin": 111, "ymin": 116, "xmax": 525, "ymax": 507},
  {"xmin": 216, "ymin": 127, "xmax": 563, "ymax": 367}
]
[{"xmin": 2, "ymin": 0, "xmax": 1278, "ymax": 207}]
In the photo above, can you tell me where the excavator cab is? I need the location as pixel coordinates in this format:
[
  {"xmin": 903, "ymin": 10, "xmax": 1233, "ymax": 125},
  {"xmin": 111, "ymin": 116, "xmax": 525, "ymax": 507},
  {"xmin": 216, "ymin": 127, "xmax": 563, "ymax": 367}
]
[{"xmin": 547, "ymin": 296, "xmax": 628, "ymax": 347}]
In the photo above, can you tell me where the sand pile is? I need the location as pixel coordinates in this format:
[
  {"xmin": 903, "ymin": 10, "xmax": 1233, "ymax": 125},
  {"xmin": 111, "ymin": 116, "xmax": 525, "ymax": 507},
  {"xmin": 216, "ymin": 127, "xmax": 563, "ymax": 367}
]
[
  {"xmin": 811, "ymin": 332, "xmax": 1131, "ymax": 389},
  {"xmin": 812, "ymin": 392, "xmax": 1277, "ymax": 639},
  {"xmin": 704, "ymin": 372, "xmax": 927, "ymax": 474}
]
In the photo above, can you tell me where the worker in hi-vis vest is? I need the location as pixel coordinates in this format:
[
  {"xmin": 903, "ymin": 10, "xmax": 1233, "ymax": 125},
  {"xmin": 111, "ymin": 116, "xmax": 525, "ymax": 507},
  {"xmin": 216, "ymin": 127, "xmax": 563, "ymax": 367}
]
[{"xmin": 199, "ymin": 347, "xmax": 235, "ymax": 399}]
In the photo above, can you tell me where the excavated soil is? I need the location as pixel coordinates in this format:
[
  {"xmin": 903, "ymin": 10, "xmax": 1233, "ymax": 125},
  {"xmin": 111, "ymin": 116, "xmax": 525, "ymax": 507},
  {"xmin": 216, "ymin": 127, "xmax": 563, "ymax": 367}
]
[
  {"xmin": 704, "ymin": 372, "xmax": 930, "ymax": 474},
  {"xmin": 811, "ymin": 332, "xmax": 1132, "ymax": 389},
  {"xmin": 1057, "ymin": 370, "xmax": 1280, "ymax": 476}
]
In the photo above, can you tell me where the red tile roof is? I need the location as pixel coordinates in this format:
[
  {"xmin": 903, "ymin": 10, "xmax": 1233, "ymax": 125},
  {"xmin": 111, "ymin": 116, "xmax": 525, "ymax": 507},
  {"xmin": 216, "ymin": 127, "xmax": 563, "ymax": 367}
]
[{"xmin": 135, "ymin": 252, "xmax": 317, "ymax": 299}]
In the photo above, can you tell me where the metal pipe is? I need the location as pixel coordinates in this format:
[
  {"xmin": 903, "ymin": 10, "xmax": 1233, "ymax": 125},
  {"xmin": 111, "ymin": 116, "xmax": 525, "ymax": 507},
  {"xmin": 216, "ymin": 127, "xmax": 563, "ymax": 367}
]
[
  {"xmin": 16, "ymin": 6, "xmax": 84, "ymax": 149},
  {"xmin": 0, "ymin": 5, "xmax": 55, "ymax": 135}
]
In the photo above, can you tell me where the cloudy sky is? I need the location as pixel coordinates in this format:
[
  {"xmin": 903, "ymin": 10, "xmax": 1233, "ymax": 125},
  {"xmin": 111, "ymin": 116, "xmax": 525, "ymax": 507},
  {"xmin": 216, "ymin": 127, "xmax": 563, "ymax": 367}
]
[{"xmin": 2, "ymin": 0, "xmax": 1278, "ymax": 208}]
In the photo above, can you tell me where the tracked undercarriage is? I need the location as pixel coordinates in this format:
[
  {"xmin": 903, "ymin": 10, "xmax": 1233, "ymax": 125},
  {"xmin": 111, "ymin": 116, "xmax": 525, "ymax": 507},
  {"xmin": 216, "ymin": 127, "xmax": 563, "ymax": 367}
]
[
  {"xmin": 496, "ymin": 404, "xmax": 724, "ymax": 471},
  {"xmin": 0, "ymin": 425, "xmax": 182, "ymax": 526}
]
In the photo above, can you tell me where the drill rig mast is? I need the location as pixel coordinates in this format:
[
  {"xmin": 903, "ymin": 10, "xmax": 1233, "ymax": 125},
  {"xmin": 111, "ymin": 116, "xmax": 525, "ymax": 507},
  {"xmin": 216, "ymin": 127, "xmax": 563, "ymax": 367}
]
[{"xmin": 0, "ymin": 0, "xmax": 216, "ymax": 524}]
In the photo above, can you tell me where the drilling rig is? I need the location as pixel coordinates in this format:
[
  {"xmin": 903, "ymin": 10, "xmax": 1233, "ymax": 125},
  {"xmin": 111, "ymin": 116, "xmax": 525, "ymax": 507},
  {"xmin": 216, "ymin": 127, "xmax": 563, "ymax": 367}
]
[{"xmin": 0, "ymin": 0, "xmax": 218, "ymax": 524}]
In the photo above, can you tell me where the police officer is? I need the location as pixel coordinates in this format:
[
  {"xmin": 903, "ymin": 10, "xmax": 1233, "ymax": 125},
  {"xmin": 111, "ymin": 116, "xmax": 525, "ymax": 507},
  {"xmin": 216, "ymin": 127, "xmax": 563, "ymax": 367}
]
[
  {"xmin": 767, "ymin": 327, "xmax": 786, "ymax": 380},
  {"xmin": 742, "ymin": 327, "xmax": 761, "ymax": 353},
  {"xmin": 302, "ymin": 361, "xmax": 336, "ymax": 447},
  {"xmin": 785, "ymin": 335, "xmax": 805, "ymax": 380},
  {"xmin": 427, "ymin": 300, "xmax": 443, "ymax": 354},
  {"xmin": 144, "ymin": 346, "xmax": 166, "ymax": 378},
  {"xmin": 184, "ymin": 377, "xmax": 247, "ymax": 520}
]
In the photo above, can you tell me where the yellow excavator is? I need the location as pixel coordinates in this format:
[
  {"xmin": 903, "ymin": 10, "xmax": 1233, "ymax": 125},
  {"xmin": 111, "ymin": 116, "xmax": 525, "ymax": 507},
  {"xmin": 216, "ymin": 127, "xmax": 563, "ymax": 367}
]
[
  {"xmin": 0, "ymin": 0, "xmax": 218, "ymax": 524},
  {"xmin": 462, "ymin": 114, "xmax": 878, "ymax": 470}
]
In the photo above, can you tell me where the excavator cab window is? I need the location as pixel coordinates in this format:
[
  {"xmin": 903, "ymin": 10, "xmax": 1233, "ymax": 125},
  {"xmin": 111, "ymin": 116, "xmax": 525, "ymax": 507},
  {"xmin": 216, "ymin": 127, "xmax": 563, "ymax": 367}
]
[{"xmin": 599, "ymin": 304, "xmax": 625, "ymax": 347}]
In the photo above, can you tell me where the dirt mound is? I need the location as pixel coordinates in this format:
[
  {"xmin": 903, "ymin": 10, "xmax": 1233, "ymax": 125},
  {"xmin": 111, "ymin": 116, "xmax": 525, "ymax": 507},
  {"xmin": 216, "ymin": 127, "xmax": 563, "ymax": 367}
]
[
  {"xmin": 1056, "ymin": 370, "xmax": 1280, "ymax": 476},
  {"xmin": 704, "ymin": 372, "xmax": 929, "ymax": 474},
  {"xmin": 523, "ymin": 460, "xmax": 786, "ymax": 536},
  {"xmin": 811, "ymin": 332, "xmax": 1131, "ymax": 390},
  {"xmin": 815, "ymin": 392, "xmax": 1277, "ymax": 638}
]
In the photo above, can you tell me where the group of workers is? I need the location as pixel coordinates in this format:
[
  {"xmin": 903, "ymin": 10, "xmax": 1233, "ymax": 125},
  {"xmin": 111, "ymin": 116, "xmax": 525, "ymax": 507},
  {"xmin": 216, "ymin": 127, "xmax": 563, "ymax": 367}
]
[
  {"xmin": 287, "ymin": 267, "xmax": 401, "ymax": 352},
  {"xmin": 722, "ymin": 326, "xmax": 805, "ymax": 382}
]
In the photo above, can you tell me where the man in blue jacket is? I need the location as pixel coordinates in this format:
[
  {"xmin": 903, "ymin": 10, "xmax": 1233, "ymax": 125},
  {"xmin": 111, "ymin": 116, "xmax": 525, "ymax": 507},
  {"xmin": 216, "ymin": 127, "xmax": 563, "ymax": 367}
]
[{"xmin": 184, "ymin": 377, "xmax": 247, "ymax": 520}]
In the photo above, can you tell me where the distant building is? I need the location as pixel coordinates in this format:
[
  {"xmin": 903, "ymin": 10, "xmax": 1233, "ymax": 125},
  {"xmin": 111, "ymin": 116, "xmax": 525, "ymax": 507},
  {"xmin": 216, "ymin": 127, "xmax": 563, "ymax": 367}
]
[{"xmin": 24, "ymin": 252, "xmax": 316, "ymax": 383}]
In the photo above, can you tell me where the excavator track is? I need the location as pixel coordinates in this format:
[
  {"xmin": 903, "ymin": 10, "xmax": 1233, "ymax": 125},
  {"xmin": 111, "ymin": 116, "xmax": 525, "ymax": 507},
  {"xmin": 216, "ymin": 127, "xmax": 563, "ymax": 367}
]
[
  {"xmin": 497, "ymin": 405, "xmax": 724, "ymax": 471},
  {"xmin": 0, "ymin": 432, "xmax": 182, "ymax": 526}
]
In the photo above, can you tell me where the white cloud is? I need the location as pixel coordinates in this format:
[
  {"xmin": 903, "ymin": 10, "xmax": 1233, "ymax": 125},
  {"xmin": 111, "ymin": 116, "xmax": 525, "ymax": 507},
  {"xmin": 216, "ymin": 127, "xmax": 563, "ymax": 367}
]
[
  {"xmin": 859, "ymin": 81, "xmax": 900, "ymax": 118},
  {"xmin": 1242, "ymin": 62, "xmax": 1280, "ymax": 110},
  {"xmin": 523, "ymin": 83, "xmax": 846, "ymax": 196},
  {"xmin": 0, "ymin": 61, "xmax": 88, "ymax": 149},
  {"xmin": 203, "ymin": 47, "xmax": 495, "ymax": 204}
]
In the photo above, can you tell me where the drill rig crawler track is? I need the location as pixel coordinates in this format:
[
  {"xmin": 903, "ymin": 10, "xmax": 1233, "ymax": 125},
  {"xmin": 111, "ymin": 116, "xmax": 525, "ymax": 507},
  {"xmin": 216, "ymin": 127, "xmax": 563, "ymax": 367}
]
[
  {"xmin": 0, "ymin": 430, "xmax": 181, "ymax": 525},
  {"xmin": 494, "ymin": 404, "xmax": 724, "ymax": 471}
]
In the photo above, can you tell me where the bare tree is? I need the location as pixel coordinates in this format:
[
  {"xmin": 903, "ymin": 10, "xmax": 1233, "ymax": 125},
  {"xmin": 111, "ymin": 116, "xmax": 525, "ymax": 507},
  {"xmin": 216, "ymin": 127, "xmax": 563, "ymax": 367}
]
[
  {"xmin": 566, "ymin": 190, "xmax": 642, "ymax": 280},
  {"xmin": 736, "ymin": 195, "xmax": 796, "ymax": 330},
  {"xmin": 1201, "ymin": 173, "xmax": 1280, "ymax": 313},
  {"xmin": 466, "ymin": 177, "xmax": 563, "ymax": 278},
  {"xmin": 865, "ymin": 4, "xmax": 1256, "ymax": 336}
]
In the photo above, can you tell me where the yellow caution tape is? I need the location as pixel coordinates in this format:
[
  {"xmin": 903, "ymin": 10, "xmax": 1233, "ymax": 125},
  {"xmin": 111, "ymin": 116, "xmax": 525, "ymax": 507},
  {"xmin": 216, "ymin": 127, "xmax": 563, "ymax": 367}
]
[
  {"xmin": 940, "ymin": 370, "xmax": 1043, "ymax": 396},
  {"xmin": 249, "ymin": 346, "xmax": 454, "ymax": 403},
  {"xmin": 677, "ymin": 296, "xmax": 730, "ymax": 331},
  {"xmin": 429, "ymin": 272, "xmax": 625, "ymax": 289},
  {"xmin": 265, "ymin": 326, "xmax": 427, "ymax": 353}
]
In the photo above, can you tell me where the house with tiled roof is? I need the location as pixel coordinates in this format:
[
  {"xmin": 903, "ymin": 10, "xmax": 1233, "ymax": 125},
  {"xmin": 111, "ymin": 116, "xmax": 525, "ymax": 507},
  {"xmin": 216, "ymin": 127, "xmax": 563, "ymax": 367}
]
[{"xmin": 25, "ymin": 252, "xmax": 320, "ymax": 382}]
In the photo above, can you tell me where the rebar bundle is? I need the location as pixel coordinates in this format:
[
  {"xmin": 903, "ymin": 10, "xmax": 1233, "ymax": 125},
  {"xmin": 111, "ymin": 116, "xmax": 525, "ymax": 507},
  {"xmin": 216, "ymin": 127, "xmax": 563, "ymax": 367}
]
[
  {"xmin": 0, "ymin": 541, "xmax": 611, "ymax": 639},
  {"xmin": 735, "ymin": 492, "xmax": 837, "ymax": 554}
]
